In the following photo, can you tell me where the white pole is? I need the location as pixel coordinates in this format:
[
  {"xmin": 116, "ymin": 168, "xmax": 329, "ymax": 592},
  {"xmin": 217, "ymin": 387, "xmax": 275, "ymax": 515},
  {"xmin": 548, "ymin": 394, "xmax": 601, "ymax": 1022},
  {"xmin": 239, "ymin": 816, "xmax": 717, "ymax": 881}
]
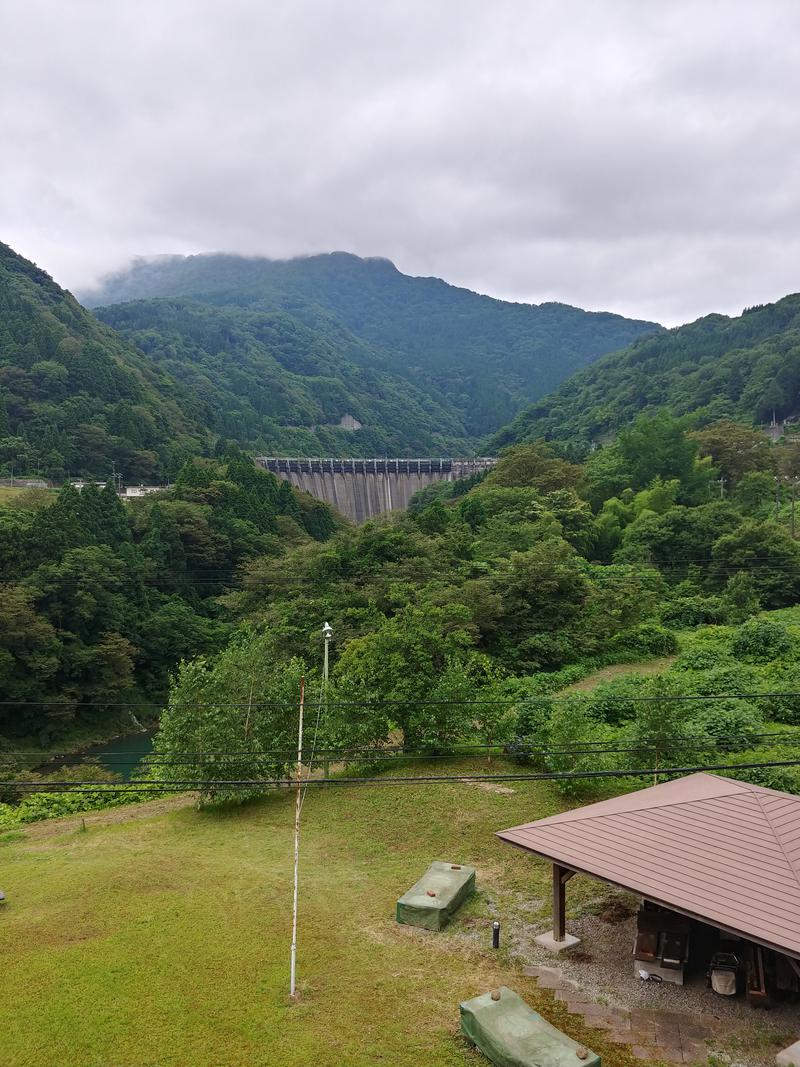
[
  {"xmin": 289, "ymin": 676, "xmax": 305, "ymax": 998},
  {"xmin": 322, "ymin": 622, "xmax": 333, "ymax": 780}
]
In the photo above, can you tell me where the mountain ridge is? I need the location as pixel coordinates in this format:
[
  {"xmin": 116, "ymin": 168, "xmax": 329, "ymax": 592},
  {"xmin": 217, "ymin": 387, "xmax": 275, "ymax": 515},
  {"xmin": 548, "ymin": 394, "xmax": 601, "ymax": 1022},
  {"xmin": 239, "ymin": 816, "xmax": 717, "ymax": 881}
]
[
  {"xmin": 83, "ymin": 250, "xmax": 662, "ymax": 437},
  {"xmin": 0, "ymin": 240, "xmax": 208, "ymax": 480},
  {"xmin": 492, "ymin": 292, "xmax": 800, "ymax": 449}
]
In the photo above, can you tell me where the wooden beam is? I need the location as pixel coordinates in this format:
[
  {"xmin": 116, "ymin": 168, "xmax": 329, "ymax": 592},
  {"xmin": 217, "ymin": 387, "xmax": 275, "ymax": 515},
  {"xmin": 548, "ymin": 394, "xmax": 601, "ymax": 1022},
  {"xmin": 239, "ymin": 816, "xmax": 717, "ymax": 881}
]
[{"xmin": 553, "ymin": 863, "xmax": 567, "ymax": 942}]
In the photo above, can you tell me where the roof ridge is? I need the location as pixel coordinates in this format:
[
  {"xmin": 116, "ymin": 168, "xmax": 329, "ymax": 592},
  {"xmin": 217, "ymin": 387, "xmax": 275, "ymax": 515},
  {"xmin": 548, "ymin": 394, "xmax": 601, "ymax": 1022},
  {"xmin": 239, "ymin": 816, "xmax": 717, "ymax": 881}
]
[
  {"xmin": 525, "ymin": 777, "xmax": 747, "ymax": 827},
  {"xmin": 752, "ymin": 789, "xmax": 800, "ymax": 891}
]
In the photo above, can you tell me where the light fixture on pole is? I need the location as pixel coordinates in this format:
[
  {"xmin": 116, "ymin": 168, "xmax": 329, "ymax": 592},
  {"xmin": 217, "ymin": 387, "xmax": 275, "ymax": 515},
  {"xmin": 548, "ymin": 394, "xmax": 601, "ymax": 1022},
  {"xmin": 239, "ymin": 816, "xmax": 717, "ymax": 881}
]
[{"xmin": 322, "ymin": 622, "xmax": 333, "ymax": 686}]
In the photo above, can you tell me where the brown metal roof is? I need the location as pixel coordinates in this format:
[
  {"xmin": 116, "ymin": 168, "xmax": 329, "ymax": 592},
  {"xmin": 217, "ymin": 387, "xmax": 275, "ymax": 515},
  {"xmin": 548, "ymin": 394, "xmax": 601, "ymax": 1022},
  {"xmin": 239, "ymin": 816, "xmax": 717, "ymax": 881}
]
[{"xmin": 497, "ymin": 773, "xmax": 800, "ymax": 959}]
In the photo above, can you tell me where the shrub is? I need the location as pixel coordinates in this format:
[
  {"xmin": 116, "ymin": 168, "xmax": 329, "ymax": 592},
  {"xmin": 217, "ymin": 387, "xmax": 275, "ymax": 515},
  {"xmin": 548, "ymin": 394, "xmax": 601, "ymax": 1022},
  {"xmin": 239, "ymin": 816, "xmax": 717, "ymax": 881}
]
[
  {"xmin": 584, "ymin": 677, "xmax": 645, "ymax": 726},
  {"xmin": 659, "ymin": 595, "xmax": 725, "ymax": 629},
  {"xmin": 510, "ymin": 696, "xmax": 554, "ymax": 753},
  {"xmin": 683, "ymin": 664, "xmax": 761, "ymax": 695},
  {"xmin": 725, "ymin": 745, "xmax": 800, "ymax": 794},
  {"xmin": 605, "ymin": 623, "xmax": 678, "ymax": 659},
  {"xmin": 0, "ymin": 802, "xmax": 19, "ymax": 831},
  {"xmin": 13, "ymin": 788, "xmax": 135, "ymax": 823},
  {"xmin": 671, "ymin": 646, "xmax": 732, "ymax": 672},
  {"xmin": 513, "ymin": 663, "xmax": 596, "ymax": 695},
  {"xmin": 689, "ymin": 699, "xmax": 764, "ymax": 750},
  {"xmin": 542, "ymin": 697, "xmax": 620, "ymax": 799},
  {"xmin": 720, "ymin": 573, "xmax": 761, "ymax": 624},
  {"xmin": 758, "ymin": 663, "xmax": 800, "ymax": 724},
  {"xmin": 730, "ymin": 618, "xmax": 793, "ymax": 663}
]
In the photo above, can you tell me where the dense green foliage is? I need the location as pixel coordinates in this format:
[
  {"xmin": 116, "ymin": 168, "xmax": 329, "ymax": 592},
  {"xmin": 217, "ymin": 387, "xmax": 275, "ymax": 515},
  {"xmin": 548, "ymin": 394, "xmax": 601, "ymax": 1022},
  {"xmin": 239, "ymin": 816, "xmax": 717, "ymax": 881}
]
[
  {"xmin": 0, "ymin": 239, "xmax": 660, "ymax": 476},
  {"xmin": 85, "ymin": 251, "xmax": 659, "ymax": 438},
  {"xmin": 95, "ymin": 298, "xmax": 472, "ymax": 456},
  {"xmin": 0, "ymin": 449, "xmax": 334, "ymax": 743},
  {"xmin": 494, "ymin": 293, "xmax": 800, "ymax": 448},
  {"xmin": 519, "ymin": 613, "xmax": 800, "ymax": 799},
  {"xmin": 0, "ymin": 241, "xmax": 208, "ymax": 481},
  {"xmin": 150, "ymin": 418, "xmax": 800, "ymax": 800}
]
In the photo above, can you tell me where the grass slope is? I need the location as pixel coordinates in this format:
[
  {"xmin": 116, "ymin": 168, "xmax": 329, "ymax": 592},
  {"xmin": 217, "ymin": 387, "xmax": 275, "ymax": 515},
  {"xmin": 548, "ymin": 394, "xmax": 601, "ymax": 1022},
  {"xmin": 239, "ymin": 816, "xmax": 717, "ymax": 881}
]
[{"xmin": 0, "ymin": 760, "xmax": 642, "ymax": 1067}]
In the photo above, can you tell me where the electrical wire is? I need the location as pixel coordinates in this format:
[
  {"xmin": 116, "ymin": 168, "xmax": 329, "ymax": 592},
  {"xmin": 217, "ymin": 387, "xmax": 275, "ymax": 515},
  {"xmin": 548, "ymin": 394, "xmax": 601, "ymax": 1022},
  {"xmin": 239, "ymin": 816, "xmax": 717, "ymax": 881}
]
[
  {"xmin": 4, "ymin": 728, "xmax": 800, "ymax": 764},
  {"xmin": 5, "ymin": 689, "xmax": 800, "ymax": 710},
  {"xmin": 4, "ymin": 756, "xmax": 800, "ymax": 791}
]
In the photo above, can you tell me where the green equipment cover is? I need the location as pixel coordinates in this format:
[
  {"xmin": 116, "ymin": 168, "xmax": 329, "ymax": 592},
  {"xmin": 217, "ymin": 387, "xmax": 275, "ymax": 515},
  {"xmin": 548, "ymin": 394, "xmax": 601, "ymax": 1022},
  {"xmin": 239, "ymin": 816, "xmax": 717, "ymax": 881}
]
[
  {"xmin": 460, "ymin": 987, "xmax": 600, "ymax": 1067},
  {"xmin": 395, "ymin": 860, "xmax": 476, "ymax": 930}
]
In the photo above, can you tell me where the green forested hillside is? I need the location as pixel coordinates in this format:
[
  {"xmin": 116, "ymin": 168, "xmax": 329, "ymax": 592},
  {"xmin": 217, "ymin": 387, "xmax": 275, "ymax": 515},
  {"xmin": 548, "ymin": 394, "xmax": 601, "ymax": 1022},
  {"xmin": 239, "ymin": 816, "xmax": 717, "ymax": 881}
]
[
  {"xmin": 84, "ymin": 251, "xmax": 660, "ymax": 436},
  {"xmin": 95, "ymin": 298, "xmax": 473, "ymax": 456},
  {"xmin": 0, "ymin": 242, "xmax": 208, "ymax": 480},
  {"xmin": 0, "ymin": 448, "xmax": 335, "ymax": 743},
  {"xmin": 494, "ymin": 294, "xmax": 800, "ymax": 448},
  {"xmin": 6, "ymin": 417, "xmax": 800, "ymax": 810}
]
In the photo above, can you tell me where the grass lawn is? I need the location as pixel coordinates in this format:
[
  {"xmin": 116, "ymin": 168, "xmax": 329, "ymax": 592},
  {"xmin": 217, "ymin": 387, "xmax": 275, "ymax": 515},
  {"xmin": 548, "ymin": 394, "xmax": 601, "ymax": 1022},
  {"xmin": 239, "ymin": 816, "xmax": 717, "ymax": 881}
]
[
  {"xmin": 0, "ymin": 759, "xmax": 645, "ymax": 1067},
  {"xmin": 0, "ymin": 486, "xmax": 31, "ymax": 503},
  {"xmin": 0, "ymin": 486, "xmax": 54, "ymax": 503}
]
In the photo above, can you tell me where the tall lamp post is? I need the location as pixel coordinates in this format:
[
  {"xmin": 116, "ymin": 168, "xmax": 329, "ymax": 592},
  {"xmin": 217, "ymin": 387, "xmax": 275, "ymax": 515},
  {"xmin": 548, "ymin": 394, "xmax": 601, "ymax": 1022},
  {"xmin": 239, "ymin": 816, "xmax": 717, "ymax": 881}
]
[
  {"xmin": 322, "ymin": 622, "xmax": 333, "ymax": 688},
  {"xmin": 322, "ymin": 623, "xmax": 333, "ymax": 779},
  {"xmin": 289, "ymin": 623, "xmax": 334, "ymax": 999}
]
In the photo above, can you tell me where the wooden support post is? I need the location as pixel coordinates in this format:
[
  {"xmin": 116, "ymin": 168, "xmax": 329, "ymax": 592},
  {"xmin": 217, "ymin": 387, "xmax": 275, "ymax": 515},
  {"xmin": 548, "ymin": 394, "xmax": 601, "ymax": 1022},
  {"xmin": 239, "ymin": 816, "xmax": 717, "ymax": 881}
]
[
  {"xmin": 553, "ymin": 863, "xmax": 566, "ymax": 942},
  {"xmin": 536, "ymin": 864, "xmax": 578, "ymax": 953},
  {"xmin": 552, "ymin": 864, "xmax": 576, "ymax": 943}
]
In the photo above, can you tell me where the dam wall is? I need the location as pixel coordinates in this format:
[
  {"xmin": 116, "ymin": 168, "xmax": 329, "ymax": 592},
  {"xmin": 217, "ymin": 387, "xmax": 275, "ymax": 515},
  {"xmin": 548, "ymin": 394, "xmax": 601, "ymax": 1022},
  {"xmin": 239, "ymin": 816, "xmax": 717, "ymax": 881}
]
[{"xmin": 256, "ymin": 457, "xmax": 497, "ymax": 523}]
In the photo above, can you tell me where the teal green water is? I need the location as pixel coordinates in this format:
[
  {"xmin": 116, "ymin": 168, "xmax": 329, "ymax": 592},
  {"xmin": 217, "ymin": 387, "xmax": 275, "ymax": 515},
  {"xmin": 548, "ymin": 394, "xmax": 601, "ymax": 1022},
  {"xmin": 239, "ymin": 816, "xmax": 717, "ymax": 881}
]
[{"xmin": 84, "ymin": 730, "xmax": 155, "ymax": 780}]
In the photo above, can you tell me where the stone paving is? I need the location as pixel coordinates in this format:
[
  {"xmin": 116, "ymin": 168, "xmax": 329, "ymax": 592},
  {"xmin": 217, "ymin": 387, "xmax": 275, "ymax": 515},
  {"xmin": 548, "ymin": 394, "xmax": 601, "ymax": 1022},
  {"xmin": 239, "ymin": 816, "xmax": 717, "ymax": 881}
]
[{"xmin": 523, "ymin": 965, "xmax": 721, "ymax": 1064}]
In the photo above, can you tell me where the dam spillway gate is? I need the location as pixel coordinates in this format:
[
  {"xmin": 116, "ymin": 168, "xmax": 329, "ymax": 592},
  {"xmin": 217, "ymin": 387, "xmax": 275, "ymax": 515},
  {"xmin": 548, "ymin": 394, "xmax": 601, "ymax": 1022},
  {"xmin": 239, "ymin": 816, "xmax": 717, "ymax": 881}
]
[{"xmin": 255, "ymin": 457, "xmax": 497, "ymax": 523}]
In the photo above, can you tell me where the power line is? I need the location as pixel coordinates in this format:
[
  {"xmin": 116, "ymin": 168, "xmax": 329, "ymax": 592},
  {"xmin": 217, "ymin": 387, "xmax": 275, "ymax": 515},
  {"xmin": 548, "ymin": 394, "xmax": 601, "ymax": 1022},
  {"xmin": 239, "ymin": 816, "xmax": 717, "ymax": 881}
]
[
  {"xmin": 5, "ymin": 689, "xmax": 800, "ymax": 710},
  {"xmin": 6, "ymin": 734, "xmax": 800, "ymax": 769},
  {"xmin": 5, "ymin": 729, "xmax": 800, "ymax": 764},
  {"xmin": 4, "ymin": 756, "xmax": 800, "ymax": 792}
]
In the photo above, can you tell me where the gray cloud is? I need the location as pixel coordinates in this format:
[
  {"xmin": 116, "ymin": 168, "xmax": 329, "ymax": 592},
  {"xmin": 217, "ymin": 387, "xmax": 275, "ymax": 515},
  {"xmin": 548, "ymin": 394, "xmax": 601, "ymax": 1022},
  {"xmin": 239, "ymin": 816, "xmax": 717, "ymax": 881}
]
[{"xmin": 1, "ymin": 0, "xmax": 799, "ymax": 324}]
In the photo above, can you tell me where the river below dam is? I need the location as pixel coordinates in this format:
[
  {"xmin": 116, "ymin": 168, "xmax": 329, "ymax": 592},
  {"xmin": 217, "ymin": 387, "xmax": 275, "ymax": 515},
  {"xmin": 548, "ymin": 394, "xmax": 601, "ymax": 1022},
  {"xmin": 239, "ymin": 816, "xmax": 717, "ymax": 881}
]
[{"xmin": 82, "ymin": 729, "xmax": 155, "ymax": 780}]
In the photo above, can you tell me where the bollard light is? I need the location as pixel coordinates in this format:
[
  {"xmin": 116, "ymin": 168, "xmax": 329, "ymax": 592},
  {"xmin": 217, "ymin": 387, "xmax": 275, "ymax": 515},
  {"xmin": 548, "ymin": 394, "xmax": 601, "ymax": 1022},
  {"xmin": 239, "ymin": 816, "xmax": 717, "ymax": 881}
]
[{"xmin": 492, "ymin": 920, "xmax": 500, "ymax": 949}]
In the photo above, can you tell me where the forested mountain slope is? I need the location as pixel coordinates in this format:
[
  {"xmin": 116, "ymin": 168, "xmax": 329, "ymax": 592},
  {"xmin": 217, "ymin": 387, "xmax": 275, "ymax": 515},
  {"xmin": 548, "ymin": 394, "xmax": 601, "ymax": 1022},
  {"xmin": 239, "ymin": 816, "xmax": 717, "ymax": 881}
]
[
  {"xmin": 0, "ymin": 242, "xmax": 208, "ymax": 480},
  {"xmin": 493, "ymin": 294, "xmax": 800, "ymax": 449},
  {"xmin": 0, "ymin": 449, "xmax": 335, "ymax": 743},
  {"xmin": 95, "ymin": 298, "xmax": 472, "ymax": 457},
  {"xmin": 83, "ymin": 251, "xmax": 660, "ymax": 436}
]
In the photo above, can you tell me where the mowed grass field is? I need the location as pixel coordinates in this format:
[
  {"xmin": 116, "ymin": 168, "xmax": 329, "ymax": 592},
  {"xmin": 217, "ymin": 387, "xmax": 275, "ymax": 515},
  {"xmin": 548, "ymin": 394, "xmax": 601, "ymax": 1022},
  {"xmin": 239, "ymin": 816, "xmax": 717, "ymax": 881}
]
[{"xmin": 0, "ymin": 759, "xmax": 643, "ymax": 1067}]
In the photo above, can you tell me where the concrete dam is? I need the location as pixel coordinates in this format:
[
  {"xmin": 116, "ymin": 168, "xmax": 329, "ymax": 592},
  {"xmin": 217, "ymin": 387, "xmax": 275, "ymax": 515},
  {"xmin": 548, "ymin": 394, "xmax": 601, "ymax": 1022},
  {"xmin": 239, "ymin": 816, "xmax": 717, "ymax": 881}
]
[{"xmin": 256, "ymin": 457, "xmax": 497, "ymax": 522}]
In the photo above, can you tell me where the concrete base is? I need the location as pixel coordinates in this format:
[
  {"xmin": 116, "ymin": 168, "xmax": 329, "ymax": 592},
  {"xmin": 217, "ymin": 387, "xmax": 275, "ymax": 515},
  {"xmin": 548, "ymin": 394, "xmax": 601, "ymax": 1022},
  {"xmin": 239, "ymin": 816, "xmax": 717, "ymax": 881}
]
[
  {"xmin": 535, "ymin": 931, "xmax": 581, "ymax": 954},
  {"xmin": 776, "ymin": 1040, "xmax": 800, "ymax": 1067}
]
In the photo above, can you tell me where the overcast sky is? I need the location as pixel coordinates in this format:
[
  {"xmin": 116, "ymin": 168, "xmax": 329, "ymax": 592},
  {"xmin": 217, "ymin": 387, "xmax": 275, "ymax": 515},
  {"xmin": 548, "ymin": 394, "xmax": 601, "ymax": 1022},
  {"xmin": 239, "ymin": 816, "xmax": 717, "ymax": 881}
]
[{"xmin": 1, "ymin": 0, "xmax": 799, "ymax": 326}]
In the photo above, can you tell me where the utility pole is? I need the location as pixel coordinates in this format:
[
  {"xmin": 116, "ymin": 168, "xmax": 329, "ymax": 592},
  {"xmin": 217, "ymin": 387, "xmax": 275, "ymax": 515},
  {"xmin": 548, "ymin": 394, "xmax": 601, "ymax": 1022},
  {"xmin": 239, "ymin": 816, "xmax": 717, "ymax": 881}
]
[
  {"xmin": 289, "ymin": 676, "xmax": 305, "ymax": 999},
  {"xmin": 322, "ymin": 622, "xmax": 333, "ymax": 780},
  {"xmin": 288, "ymin": 625, "xmax": 333, "ymax": 998},
  {"xmin": 775, "ymin": 476, "xmax": 781, "ymax": 521},
  {"xmin": 793, "ymin": 479, "xmax": 798, "ymax": 540},
  {"xmin": 717, "ymin": 476, "xmax": 725, "ymax": 500}
]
